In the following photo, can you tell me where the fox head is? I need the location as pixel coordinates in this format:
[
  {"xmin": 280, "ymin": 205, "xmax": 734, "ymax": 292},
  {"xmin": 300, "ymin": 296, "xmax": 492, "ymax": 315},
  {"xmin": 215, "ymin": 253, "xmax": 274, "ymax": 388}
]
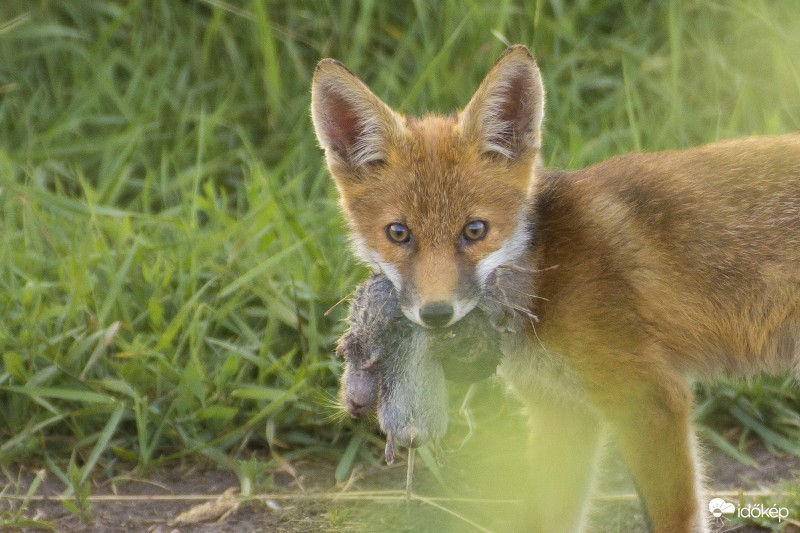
[{"xmin": 312, "ymin": 45, "xmax": 544, "ymax": 328}]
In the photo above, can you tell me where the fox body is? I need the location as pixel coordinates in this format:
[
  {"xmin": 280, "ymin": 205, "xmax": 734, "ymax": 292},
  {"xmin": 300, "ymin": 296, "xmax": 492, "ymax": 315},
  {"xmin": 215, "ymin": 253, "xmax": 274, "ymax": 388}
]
[{"xmin": 312, "ymin": 45, "xmax": 800, "ymax": 533}]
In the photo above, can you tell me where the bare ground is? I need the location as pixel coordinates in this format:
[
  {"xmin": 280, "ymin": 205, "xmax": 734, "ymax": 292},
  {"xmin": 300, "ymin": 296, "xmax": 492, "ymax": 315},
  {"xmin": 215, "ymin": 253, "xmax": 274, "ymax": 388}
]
[{"xmin": 2, "ymin": 435, "xmax": 799, "ymax": 533}]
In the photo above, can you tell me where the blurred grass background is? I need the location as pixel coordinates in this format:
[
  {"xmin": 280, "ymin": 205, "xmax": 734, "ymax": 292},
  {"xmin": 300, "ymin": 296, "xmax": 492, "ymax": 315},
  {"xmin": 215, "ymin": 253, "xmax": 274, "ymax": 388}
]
[{"xmin": 1, "ymin": 0, "xmax": 799, "ymax": 493}]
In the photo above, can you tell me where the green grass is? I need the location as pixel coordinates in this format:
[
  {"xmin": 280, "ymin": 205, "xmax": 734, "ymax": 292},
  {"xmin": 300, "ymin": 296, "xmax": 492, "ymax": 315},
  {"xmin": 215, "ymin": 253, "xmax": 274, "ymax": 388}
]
[{"xmin": 0, "ymin": 0, "xmax": 799, "ymax": 490}]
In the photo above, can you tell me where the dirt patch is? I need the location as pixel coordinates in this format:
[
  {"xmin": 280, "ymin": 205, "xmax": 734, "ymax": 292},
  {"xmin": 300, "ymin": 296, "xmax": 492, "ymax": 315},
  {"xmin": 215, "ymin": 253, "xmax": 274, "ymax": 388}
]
[
  {"xmin": 3, "ymin": 437, "xmax": 799, "ymax": 532},
  {"xmin": 2, "ymin": 460, "xmax": 341, "ymax": 532}
]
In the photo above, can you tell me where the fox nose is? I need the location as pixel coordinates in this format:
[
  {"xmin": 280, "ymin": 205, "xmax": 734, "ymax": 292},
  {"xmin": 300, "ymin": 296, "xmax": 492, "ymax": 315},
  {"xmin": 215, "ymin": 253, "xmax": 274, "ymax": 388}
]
[{"xmin": 420, "ymin": 302, "xmax": 454, "ymax": 328}]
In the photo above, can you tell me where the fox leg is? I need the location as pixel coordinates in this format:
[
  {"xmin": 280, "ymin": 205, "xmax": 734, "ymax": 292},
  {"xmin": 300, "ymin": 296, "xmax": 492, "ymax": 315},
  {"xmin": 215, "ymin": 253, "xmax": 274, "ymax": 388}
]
[
  {"xmin": 521, "ymin": 397, "xmax": 602, "ymax": 532},
  {"xmin": 590, "ymin": 365, "xmax": 708, "ymax": 533}
]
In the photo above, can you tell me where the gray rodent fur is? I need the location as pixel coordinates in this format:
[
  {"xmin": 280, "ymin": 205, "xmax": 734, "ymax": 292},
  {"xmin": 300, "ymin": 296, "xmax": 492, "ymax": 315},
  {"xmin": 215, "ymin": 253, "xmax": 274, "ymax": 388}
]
[{"xmin": 337, "ymin": 267, "xmax": 533, "ymax": 449}]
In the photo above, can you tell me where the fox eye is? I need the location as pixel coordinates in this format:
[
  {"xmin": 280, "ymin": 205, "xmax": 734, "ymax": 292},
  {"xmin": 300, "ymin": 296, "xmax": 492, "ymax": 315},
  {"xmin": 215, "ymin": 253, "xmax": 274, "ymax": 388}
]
[
  {"xmin": 386, "ymin": 222, "xmax": 411, "ymax": 244},
  {"xmin": 462, "ymin": 220, "xmax": 488, "ymax": 241}
]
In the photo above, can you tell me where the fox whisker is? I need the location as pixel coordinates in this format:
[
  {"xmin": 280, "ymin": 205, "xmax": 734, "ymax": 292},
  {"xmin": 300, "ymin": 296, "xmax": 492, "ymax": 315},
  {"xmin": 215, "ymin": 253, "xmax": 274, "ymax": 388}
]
[
  {"xmin": 496, "ymin": 263, "xmax": 560, "ymax": 275},
  {"xmin": 495, "ymin": 284, "xmax": 551, "ymax": 301},
  {"xmin": 480, "ymin": 295, "xmax": 540, "ymax": 323}
]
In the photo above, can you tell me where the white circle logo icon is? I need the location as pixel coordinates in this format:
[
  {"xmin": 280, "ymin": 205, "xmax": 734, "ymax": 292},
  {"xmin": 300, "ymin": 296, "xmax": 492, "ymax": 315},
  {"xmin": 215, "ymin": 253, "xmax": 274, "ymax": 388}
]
[{"xmin": 708, "ymin": 497, "xmax": 736, "ymax": 517}]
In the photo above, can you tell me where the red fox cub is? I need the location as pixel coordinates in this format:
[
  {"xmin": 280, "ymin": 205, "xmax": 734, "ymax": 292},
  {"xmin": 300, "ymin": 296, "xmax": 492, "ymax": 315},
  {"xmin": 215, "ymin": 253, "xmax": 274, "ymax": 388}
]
[{"xmin": 311, "ymin": 45, "xmax": 800, "ymax": 532}]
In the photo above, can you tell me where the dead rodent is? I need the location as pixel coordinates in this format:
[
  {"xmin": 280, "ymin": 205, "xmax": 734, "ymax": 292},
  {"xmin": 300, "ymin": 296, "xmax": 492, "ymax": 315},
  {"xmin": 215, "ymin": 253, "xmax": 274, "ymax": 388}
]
[
  {"xmin": 337, "ymin": 269, "xmax": 529, "ymax": 417},
  {"xmin": 336, "ymin": 267, "xmax": 536, "ymax": 452},
  {"xmin": 336, "ymin": 275, "xmax": 409, "ymax": 418}
]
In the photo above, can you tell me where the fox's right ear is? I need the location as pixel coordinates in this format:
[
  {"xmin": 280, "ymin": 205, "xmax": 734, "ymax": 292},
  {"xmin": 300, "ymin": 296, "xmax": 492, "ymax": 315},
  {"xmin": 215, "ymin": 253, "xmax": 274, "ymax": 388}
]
[{"xmin": 311, "ymin": 60, "xmax": 404, "ymax": 174}]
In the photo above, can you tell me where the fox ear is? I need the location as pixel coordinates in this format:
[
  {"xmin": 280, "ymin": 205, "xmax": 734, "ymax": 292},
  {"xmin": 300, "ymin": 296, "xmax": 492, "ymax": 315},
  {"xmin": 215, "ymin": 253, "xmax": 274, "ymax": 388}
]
[
  {"xmin": 460, "ymin": 45, "xmax": 545, "ymax": 161},
  {"xmin": 311, "ymin": 59, "xmax": 404, "ymax": 172}
]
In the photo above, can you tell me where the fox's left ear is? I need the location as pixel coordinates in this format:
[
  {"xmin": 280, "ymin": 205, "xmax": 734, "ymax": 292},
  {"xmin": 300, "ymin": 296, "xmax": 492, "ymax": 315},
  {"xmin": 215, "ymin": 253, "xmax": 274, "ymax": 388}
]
[{"xmin": 460, "ymin": 45, "xmax": 545, "ymax": 161}]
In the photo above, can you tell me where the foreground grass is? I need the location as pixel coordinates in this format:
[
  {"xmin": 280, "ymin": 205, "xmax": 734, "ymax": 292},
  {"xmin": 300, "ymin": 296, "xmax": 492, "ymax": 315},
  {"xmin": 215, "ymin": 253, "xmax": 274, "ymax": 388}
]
[{"xmin": 1, "ymin": 0, "xmax": 799, "ymax": 497}]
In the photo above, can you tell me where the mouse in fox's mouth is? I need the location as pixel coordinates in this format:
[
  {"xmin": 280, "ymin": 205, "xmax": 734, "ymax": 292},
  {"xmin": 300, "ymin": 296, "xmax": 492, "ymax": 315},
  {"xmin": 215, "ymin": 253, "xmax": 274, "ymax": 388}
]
[{"xmin": 336, "ymin": 267, "xmax": 533, "ymax": 451}]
